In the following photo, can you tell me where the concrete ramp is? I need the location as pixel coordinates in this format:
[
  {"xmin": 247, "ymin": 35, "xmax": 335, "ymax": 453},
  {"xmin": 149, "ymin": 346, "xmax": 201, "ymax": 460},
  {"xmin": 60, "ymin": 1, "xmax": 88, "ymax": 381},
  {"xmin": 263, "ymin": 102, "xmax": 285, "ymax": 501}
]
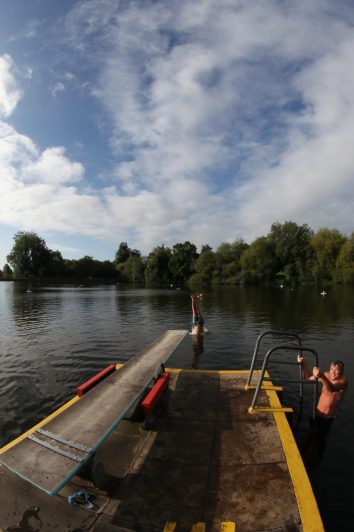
[{"xmin": 0, "ymin": 330, "xmax": 188, "ymax": 495}]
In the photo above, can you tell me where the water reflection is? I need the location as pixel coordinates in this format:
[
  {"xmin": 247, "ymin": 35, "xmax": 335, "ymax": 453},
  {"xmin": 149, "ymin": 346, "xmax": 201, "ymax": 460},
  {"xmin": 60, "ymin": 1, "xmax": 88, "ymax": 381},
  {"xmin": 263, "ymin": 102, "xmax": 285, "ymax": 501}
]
[
  {"xmin": 296, "ymin": 416, "xmax": 334, "ymax": 471},
  {"xmin": 191, "ymin": 334, "xmax": 204, "ymax": 369},
  {"xmin": 11, "ymin": 282, "xmax": 54, "ymax": 329}
]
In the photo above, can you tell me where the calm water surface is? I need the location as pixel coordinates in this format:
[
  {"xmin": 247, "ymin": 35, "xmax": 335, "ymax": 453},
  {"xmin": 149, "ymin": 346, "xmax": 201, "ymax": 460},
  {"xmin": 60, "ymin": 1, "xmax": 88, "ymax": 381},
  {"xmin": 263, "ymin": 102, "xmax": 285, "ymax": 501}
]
[{"xmin": 0, "ymin": 281, "xmax": 353, "ymax": 530}]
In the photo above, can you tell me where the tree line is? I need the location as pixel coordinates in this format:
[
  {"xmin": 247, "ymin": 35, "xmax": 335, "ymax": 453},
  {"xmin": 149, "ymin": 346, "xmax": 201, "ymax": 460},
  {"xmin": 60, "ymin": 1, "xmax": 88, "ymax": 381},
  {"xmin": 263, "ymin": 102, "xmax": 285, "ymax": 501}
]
[{"xmin": 1, "ymin": 221, "xmax": 354, "ymax": 285}]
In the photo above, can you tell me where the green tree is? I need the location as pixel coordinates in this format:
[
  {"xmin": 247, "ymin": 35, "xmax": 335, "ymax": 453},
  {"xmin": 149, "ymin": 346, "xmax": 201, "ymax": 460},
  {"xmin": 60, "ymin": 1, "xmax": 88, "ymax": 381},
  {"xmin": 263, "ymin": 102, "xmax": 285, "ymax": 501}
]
[
  {"xmin": 145, "ymin": 245, "xmax": 172, "ymax": 285},
  {"xmin": 200, "ymin": 244, "xmax": 213, "ymax": 254},
  {"xmin": 214, "ymin": 239, "xmax": 249, "ymax": 284},
  {"xmin": 73, "ymin": 256, "xmax": 97, "ymax": 278},
  {"xmin": 115, "ymin": 242, "xmax": 131, "ymax": 263},
  {"xmin": 335, "ymin": 233, "xmax": 354, "ymax": 283},
  {"xmin": 268, "ymin": 221, "xmax": 314, "ymax": 283},
  {"xmin": 2, "ymin": 264, "xmax": 13, "ymax": 278},
  {"xmin": 311, "ymin": 228, "xmax": 346, "ymax": 281},
  {"xmin": 61, "ymin": 259, "xmax": 76, "ymax": 277},
  {"xmin": 7, "ymin": 231, "xmax": 53, "ymax": 277},
  {"xmin": 46, "ymin": 250, "xmax": 65, "ymax": 276},
  {"xmin": 189, "ymin": 249, "xmax": 216, "ymax": 285},
  {"xmin": 95, "ymin": 260, "xmax": 118, "ymax": 278},
  {"xmin": 169, "ymin": 241, "xmax": 198, "ymax": 285},
  {"xmin": 121, "ymin": 254, "xmax": 145, "ymax": 283},
  {"xmin": 114, "ymin": 243, "xmax": 144, "ymax": 281},
  {"xmin": 240, "ymin": 237, "xmax": 277, "ymax": 284}
]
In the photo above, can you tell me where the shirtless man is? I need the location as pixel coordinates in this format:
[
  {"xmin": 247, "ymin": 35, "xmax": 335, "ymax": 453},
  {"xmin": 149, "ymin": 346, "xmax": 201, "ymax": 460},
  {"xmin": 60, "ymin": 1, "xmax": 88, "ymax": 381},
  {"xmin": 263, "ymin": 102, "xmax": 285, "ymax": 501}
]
[
  {"xmin": 297, "ymin": 355, "xmax": 348, "ymax": 421},
  {"xmin": 191, "ymin": 294, "xmax": 204, "ymax": 335},
  {"xmin": 297, "ymin": 355, "xmax": 348, "ymax": 467}
]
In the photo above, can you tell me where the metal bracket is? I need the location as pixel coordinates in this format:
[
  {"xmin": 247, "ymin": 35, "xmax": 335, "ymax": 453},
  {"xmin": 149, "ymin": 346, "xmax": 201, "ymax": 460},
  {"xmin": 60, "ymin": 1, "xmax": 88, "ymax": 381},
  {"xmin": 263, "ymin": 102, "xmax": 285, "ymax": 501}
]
[
  {"xmin": 27, "ymin": 435, "xmax": 85, "ymax": 462},
  {"xmin": 36, "ymin": 428, "xmax": 92, "ymax": 453}
]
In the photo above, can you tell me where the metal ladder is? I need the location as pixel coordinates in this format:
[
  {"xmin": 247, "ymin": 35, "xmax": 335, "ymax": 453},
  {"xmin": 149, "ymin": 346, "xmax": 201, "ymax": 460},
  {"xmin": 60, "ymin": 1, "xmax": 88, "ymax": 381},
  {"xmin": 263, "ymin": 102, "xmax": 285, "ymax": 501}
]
[{"xmin": 246, "ymin": 330, "xmax": 319, "ymax": 418}]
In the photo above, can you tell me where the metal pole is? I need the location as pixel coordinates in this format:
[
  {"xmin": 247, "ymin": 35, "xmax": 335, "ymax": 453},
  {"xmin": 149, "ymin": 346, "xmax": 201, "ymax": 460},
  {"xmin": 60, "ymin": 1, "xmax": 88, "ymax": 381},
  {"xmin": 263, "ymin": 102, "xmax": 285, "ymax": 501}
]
[{"xmin": 245, "ymin": 330, "xmax": 302, "ymax": 389}]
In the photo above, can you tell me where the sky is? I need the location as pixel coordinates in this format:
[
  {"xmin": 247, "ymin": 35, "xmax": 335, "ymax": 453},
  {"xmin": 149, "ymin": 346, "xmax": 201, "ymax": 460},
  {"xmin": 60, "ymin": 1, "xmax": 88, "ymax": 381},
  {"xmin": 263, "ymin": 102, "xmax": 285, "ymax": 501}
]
[{"xmin": 1, "ymin": 0, "xmax": 354, "ymax": 267}]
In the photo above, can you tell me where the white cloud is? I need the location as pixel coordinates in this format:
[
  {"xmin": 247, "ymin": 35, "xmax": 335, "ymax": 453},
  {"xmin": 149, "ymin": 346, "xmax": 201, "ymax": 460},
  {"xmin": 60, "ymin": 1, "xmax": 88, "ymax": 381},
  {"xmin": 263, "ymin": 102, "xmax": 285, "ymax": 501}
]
[
  {"xmin": 7, "ymin": 18, "xmax": 42, "ymax": 43},
  {"xmin": 62, "ymin": 72, "xmax": 75, "ymax": 82},
  {"xmin": 22, "ymin": 147, "xmax": 85, "ymax": 184},
  {"xmin": 58, "ymin": 0, "xmax": 354, "ymax": 246},
  {"xmin": 0, "ymin": 55, "xmax": 22, "ymax": 118},
  {"xmin": 51, "ymin": 82, "xmax": 65, "ymax": 97},
  {"xmin": 233, "ymin": 34, "xmax": 354, "ymax": 240},
  {"xmin": 47, "ymin": 243, "xmax": 83, "ymax": 256},
  {"xmin": 2, "ymin": 1, "xmax": 354, "ymax": 261}
]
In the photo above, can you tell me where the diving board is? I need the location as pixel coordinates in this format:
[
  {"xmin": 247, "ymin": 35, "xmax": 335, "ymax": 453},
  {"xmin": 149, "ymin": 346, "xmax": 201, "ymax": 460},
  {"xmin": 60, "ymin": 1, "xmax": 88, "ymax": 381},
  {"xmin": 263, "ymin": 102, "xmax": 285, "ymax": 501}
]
[{"xmin": 0, "ymin": 330, "xmax": 188, "ymax": 495}]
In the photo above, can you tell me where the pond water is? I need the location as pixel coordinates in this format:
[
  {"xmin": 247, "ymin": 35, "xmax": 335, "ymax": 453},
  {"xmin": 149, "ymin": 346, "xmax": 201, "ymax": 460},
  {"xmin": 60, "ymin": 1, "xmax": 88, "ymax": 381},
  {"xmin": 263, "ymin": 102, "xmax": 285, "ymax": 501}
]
[{"xmin": 0, "ymin": 281, "xmax": 353, "ymax": 530}]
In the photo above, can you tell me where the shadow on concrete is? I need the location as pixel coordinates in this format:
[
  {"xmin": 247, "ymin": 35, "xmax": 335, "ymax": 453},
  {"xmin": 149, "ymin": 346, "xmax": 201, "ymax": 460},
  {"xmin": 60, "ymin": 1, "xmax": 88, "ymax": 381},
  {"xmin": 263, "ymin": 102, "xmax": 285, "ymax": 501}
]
[{"xmin": 93, "ymin": 371, "xmax": 301, "ymax": 531}]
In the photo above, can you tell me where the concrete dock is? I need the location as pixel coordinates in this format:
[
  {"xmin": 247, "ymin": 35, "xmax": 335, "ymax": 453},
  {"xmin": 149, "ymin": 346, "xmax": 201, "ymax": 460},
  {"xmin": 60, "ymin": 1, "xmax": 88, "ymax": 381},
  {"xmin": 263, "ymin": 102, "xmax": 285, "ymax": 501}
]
[{"xmin": 0, "ymin": 369, "xmax": 323, "ymax": 531}]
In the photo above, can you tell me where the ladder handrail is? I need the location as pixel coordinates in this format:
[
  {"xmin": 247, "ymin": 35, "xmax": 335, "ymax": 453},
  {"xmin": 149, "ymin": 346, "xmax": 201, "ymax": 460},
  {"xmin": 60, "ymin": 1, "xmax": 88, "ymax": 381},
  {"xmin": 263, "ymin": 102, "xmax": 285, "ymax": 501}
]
[
  {"xmin": 249, "ymin": 345, "xmax": 319, "ymax": 418},
  {"xmin": 246, "ymin": 330, "xmax": 303, "ymax": 389}
]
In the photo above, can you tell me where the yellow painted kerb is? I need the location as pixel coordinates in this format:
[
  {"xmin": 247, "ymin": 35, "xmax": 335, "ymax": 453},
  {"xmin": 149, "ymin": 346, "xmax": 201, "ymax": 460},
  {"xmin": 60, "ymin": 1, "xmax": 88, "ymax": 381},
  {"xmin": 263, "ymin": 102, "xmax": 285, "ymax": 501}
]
[
  {"xmin": 0, "ymin": 364, "xmax": 124, "ymax": 454},
  {"xmin": 220, "ymin": 522, "xmax": 236, "ymax": 532},
  {"xmin": 265, "ymin": 387, "xmax": 324, "ymax": 531},
  {"xmin": 0, "ymin": 395, "xmax": 80, "ymax": 454},
  {"xmin": 163, "ymin": 523, "xmax": 176, "ymax": 531},
  {"xmin": 191, "ymin": 524, "xmax": 205, "ymax": 532}
]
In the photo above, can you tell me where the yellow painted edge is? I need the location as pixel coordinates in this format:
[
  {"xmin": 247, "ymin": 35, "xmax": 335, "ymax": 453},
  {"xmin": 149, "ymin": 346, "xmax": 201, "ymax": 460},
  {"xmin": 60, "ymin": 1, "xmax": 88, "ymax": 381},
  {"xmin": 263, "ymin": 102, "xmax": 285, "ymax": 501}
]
[
  {"xmin": 265, "ymin": 388, "xmax": 324, "ymax": 531},
  {"xmin": 0, "ymin": 395, "xmax": 80, "ymax": 454},
  {"xmin": 249, "ymin": 406, "xmax": 293, "ymax": 413},
  {"xmin": 166, "ymin": 368, "xmax": 250, "ymax": 374},
  {"xmin": 0, "ymin": 366, "xmax": 247, "ymax": 453},
  {"xmin": 116, "ymin": 364, "xmax": 250, "ymax": 375},
  {"xmin": 245, "ymin": 385, "xmax": 283, "ymax": 391},
  {"xmin": 163, "ymin": 522, "xmax": 176, "ymax": 531},
  {"xmin": 220, "ymin": 522, "xmax": 236, "ymax": 531},
  {"xmin": 1, "ymin": 364, "xmax": 125, "ymax": 454},
  {"xmin": 0, "ymin": 366, "xmax": 258, "ymax": 456},
  {"xmin": 191, "ymin": 524, "xmax": 205, "ymax": 532},
  {"xmin": 163, "ymin": 521, "xmax": 235, "ymax": 531}
]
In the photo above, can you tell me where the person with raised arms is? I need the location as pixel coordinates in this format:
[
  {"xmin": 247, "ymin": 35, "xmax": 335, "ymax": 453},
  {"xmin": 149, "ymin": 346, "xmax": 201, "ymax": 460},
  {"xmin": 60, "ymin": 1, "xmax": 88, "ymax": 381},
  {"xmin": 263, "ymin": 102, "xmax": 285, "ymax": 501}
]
[
  {"xmin": 297, "ymin": 354, "xmax": 348, "ymax": 467},
  {"xmin": 297, "ymin": 355, "xmax": 348, "ymax": 425}
]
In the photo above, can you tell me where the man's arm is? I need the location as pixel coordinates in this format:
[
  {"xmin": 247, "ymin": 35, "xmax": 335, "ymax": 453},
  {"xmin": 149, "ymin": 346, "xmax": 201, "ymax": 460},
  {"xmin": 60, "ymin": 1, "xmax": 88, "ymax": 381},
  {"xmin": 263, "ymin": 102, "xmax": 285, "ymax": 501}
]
[
  {"xmin": 297, "ymin": 355, "xmax": 314, "ymax": 380},
  {"xmin": 313, "ymin": 368, "xmax": 348, "ymax": 393}
]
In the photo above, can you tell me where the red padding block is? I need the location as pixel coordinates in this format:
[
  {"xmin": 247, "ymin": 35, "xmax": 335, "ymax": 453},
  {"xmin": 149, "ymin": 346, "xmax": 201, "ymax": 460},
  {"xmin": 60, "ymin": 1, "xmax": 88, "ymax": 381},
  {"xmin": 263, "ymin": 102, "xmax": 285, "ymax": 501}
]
[
  {"xmin": 76, "ymin": 364, "xmax": 116, "ymax": 397},
  {"xmin": 142, "ymin": 372, "xmax": 170, "ymax": 415}
]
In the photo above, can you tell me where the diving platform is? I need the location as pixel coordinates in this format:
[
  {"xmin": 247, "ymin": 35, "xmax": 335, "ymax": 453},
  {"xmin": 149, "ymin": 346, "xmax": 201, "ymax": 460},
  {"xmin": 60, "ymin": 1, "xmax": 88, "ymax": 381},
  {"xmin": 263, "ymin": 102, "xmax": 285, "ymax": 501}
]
[
  {"xmin": 0, "ymin": 332, "xmax": 323, "ymax": 531},
  {"xmin": 0, "ymin": 330, "xmax": 188, "ymax": 496}
]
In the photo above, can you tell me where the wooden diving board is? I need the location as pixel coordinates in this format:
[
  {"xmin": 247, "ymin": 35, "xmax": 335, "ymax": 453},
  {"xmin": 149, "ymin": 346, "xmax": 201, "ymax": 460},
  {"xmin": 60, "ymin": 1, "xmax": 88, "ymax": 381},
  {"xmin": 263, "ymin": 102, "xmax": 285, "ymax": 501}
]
[{"xmin": 0, "ymin": 330, "xmax": 188, "ymax": 495}]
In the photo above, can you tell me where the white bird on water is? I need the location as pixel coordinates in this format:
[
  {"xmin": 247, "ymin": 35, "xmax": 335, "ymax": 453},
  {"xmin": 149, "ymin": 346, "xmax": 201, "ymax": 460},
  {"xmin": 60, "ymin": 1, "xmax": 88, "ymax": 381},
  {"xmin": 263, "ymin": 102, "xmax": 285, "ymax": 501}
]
[{"xmin": 321, "ymin": 291, "xmax": 327, "ymax": 296}]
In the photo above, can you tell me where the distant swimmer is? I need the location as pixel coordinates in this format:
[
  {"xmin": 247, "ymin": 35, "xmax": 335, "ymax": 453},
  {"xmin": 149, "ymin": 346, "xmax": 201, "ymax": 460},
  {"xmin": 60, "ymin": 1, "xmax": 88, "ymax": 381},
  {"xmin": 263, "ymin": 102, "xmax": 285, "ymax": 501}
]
[{"xmin": 191, "ymin": 294, "xmax": 204, "ymax": 335}]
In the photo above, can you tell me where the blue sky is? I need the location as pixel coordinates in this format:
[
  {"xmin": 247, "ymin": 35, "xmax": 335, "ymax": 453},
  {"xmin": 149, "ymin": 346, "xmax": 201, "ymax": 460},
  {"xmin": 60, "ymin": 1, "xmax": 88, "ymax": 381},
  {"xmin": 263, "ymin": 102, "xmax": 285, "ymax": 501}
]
[{"xmin": 1, "ymin": 0, "xmax": 354, "ymax": 267}]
